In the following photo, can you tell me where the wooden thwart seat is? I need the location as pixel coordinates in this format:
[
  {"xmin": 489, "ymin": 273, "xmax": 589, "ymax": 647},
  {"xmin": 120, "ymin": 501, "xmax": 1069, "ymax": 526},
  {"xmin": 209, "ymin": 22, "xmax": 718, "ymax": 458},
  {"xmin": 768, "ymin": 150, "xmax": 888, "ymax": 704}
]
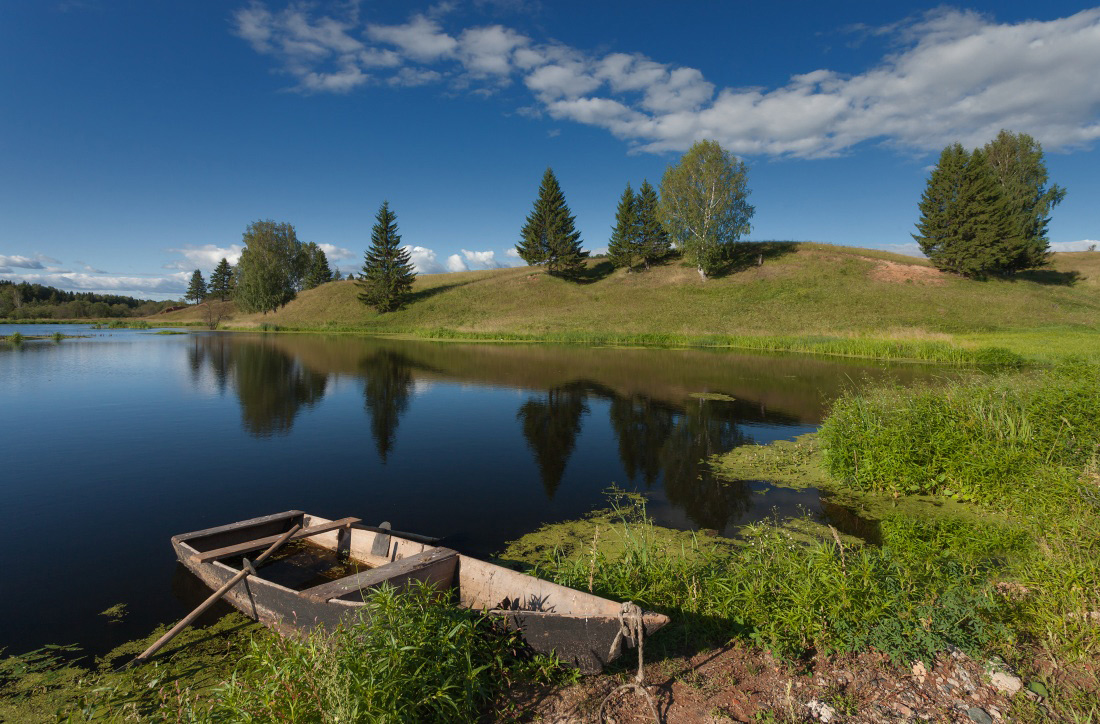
[
  {"xmin": 191, "ymin": 517, "xmax": 361, "ymax": 563},
  {"xmin": 303, "ymin": 547, "xmax": 458, "ymax": 602}
]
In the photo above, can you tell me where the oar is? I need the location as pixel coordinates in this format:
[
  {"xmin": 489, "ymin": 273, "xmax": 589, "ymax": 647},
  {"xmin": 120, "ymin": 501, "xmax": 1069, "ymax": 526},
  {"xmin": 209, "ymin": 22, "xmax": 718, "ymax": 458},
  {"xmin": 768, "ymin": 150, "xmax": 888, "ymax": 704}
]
[{"xmin": 129, "ymin": 523, "xmax": 302, "ymax": 666}]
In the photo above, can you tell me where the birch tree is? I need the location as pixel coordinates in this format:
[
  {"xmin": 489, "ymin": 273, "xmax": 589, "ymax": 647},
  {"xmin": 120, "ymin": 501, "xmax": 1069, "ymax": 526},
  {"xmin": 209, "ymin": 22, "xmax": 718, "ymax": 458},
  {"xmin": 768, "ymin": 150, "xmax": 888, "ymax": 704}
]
[{"xmin": 658, "ymin": 140, "xmax": 754, "ymax": 280}]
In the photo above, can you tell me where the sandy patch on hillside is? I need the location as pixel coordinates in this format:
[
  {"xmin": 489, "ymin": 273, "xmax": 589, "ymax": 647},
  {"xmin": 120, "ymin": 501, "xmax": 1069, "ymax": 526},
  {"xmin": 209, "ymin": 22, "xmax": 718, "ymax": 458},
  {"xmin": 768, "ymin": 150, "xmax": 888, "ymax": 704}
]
[{"xmin": 869, "ymin": 260, "xmax": 946, "ymax": 285}]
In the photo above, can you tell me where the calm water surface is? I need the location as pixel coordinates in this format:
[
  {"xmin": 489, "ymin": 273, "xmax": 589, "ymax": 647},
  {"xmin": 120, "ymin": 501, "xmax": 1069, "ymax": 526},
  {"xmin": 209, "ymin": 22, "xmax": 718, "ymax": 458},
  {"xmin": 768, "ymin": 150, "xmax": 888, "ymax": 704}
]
[{"xmin": 0, "ymin": 329, "xmax": 937, "ymax": 656}]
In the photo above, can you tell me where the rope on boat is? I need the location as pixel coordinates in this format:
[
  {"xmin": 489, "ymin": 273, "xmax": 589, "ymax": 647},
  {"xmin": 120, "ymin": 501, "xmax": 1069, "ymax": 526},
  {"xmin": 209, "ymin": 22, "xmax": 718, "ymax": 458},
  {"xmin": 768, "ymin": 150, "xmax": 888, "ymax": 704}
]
[{"xmin": 599, "ymin": 602, "xmax": 661, "ymax": 723}]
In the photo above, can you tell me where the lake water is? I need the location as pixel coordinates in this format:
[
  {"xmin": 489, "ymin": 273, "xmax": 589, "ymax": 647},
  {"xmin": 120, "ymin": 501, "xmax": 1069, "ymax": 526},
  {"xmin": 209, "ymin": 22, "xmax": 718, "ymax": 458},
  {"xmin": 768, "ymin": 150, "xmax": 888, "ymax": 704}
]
[{"xmin": 0, "ymin": 328, "xmax": 937, "ymax": 657}]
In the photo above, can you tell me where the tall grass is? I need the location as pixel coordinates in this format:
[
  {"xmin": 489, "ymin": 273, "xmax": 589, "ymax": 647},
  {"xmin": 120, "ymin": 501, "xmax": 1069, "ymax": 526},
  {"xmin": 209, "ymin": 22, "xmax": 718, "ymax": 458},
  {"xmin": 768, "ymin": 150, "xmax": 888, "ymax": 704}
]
[
  {"xmin": 817, "ymin": 361, "xmax": 1100, "ymax": 717},
  {"xmin": 534, "ymin": 495, "xmax": 1020, "ymax": 665},
  {"xmin": 173, "ymin": 583, "xmax": 570, "ymax": 722},
  {"xmin": 820, "ymin": 360, "xmax": 1100, "ymax": 504}
]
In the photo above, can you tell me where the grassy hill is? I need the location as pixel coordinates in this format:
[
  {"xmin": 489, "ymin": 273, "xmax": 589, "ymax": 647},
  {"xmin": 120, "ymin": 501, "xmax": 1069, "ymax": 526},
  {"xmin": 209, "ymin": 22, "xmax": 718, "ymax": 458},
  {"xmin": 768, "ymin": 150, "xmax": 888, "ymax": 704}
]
[{"xmin": 156, "ymin": 243, "xmax": 1100, "ymax": 363}]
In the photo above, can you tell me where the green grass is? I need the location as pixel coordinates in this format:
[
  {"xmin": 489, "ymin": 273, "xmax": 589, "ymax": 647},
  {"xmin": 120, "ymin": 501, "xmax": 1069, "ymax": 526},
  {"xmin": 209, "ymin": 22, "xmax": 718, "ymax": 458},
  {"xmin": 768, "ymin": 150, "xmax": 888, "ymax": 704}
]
[
  {"xmin": 1, "ymin": 587, "xmax": 573, "ymax": 722},
  {"xmin": 526, "ymin": 493, "xmax": 1020, "ymax": 666},
  {"xmin": 184, "ymin": 584, "xmax": 572, "ymax": 722},
  {"xmin": 820, "ymin": 360, "xmax": 1100, "ymax": 504},
  {"xmin": 154, "ymin": 244, "xmax": 1100, "ymax": 363}
]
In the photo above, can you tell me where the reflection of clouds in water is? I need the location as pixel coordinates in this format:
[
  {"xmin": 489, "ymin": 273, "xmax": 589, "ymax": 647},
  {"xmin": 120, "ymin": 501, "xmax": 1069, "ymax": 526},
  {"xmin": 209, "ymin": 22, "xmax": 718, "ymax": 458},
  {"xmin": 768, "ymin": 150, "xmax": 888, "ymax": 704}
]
[{"xmin": 411, "ymin": 380, "xmax": 435, "ymax": 395}]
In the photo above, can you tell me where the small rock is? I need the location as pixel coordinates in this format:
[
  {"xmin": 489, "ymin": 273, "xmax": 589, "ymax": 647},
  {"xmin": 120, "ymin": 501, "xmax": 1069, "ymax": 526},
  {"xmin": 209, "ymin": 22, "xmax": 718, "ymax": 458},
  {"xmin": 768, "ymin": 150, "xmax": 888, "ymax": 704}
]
[
  {"xmin": 988, "ymin": 671, "xmax": 1023, "ymax": 696},
  {"xmin": 807, "ymin": 699, "xmax": 838, "ymax": 723},
  {"xmin": 989, "ymin": 706, "xmax": 1002, "ymax": 720},
  {"xmin": 967, "ymin": 707, "xmax": 994, "ymax": 724},
  {"xmin": 894, "ymin": 703, "xmax": 914, "ymax": 718},
  {"xmin": 912, "ymin": 661, "xmax": 928, "ymax": 684}
]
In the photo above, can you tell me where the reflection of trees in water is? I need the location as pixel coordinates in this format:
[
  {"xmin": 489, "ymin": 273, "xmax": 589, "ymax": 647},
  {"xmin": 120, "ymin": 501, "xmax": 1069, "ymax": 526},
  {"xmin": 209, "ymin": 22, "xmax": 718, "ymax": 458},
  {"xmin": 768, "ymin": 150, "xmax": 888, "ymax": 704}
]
[
  {"xmin": 608, "ymin": 395, "xmax": 675, "ymax": 487},
  {"xmin": 519, "ymin": 382, "xmax": 770, "ymax": 529},
  {"xmin": 657, "ymin": 398, "xmax": 753, "ymax": 530},
  {"xmin": 187, "ymin": 340, "xmax": 205, "ymax": 385},
  {"xmin": 517, "ymin": 383, "xmax": 589, "ymax": 498},
  {"xmin": 235, "ymin": 343, "xmax": 327, "ymax": 436},
  {"xmin": 360, "ymin": 351, "xmax": 414, "ymax": 462},
  {"xmin": 193, "ymin": 336, "xmax": 328, "ymax": 436}
]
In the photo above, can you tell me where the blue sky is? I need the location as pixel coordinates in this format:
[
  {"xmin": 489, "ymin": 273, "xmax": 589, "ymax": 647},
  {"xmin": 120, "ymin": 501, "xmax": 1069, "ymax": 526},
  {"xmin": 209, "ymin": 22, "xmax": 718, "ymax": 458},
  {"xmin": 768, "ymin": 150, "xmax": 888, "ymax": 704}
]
[{"xmin": 2, "ymin": 1, "xmax": 1098, "ymax": 299}]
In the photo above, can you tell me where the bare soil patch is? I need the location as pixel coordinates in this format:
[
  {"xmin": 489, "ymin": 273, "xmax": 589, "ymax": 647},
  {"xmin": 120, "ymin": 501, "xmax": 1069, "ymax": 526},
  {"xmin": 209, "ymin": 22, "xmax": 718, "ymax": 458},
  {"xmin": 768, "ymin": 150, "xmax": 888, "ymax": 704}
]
[
  {"xmin": 501, "ymin": 643, "xmax": 1023, "ymax": 723},
  {"xmin": 869, "ymin": 260, "xmax": 946, "ymax": 286}
]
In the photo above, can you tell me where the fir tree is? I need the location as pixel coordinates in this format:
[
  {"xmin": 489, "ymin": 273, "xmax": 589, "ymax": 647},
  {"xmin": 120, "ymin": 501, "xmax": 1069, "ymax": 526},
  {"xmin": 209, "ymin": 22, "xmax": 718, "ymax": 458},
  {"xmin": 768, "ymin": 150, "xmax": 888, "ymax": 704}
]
[
  {"xmin": 636, "ymin": 180, "xmax": 670, "ymax": 269},
  {"xmin": 185, "ymin": 269, "xmax": 207, "ymax": 304},
  {"xmin": 516, "ymin": 168, "xmax": 588, "ymax": 278},
  {"xmin": 606, "ymin": 183, "xmax": 639, "ymax": 270},
  {"xmin": 209, "ymin": 258, "xmax": 234, "ymax": 301},
  {"xmin": 332, "ymin": 268, "xmax": 343, "ymax": 281},
  {"xmin": 914, "ymin": 146, "xmax": 1019, "ymax": 278},
  {"xmin": 358, "ymin": 201, "xmax": 416, "ymax": 312},
  {"xmin": 302, "ymin": 242, "xmax": 333, "ymax": 289}
]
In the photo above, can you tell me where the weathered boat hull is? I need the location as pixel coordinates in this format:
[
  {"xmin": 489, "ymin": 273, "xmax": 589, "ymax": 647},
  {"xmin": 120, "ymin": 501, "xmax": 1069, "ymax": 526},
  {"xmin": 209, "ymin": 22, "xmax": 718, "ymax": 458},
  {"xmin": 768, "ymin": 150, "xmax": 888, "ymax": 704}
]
[{"xmin": 171, "ymin": 510, "xmax": 669, "ymax": 673}]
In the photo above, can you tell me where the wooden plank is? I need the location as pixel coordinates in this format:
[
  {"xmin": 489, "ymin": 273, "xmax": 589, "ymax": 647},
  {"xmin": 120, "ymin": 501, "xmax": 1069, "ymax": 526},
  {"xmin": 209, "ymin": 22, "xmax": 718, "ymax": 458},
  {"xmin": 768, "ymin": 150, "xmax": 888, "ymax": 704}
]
[
  {"xmin": 302, "ymin": 547, "xmax": 458, "ymax": 602},
  {"xmin": 172, "ymin": 510, "xmax": 304, "ymax": 545},
  {"xmin": 192, "ymin": 517, "xmax": 361, "ymax": 563},
  {"xmin": 132, "ymin": 524, "xmax": 302, "ymax": 666}
]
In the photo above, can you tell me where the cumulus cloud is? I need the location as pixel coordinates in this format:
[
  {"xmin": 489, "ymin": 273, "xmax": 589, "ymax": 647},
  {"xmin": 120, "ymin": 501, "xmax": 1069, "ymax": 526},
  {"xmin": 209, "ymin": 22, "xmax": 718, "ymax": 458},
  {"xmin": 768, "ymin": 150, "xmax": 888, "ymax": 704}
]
[
  {"xmin": 445, "ymin": 253, "xmax": 468, "ymax": 272},
  {"xmin": 404, "ymin": 245, "xmax": 447, "ymax": 274},
  {"xmin": 317, "ymin": 243, "xmax": 355, "ymax": 260},
  {"xmin": 236, "ymin": 4, "xmax": 1100, "ymax": 158},
  {"xmin": 366, "ymin": 15, "xmax": 457, "ymax": 63},
  {"xmin": 166, "ymin": 244, "xmax": 245, "ymax": 271}
]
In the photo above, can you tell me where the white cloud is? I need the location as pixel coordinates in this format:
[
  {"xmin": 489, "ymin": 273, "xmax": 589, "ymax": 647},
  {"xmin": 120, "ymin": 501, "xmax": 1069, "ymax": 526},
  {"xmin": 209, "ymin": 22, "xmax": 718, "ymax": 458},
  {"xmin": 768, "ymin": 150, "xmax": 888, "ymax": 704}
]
[
  {"xmin": 1050, "ymin": 240, "xmax": 1099, "ymax": 252},
  {"xmin": 0, "ymin": 254, "xmax": 47, "ymax": 269},
  {"xmin": 317, "ymin": 243, "xmax": 355, "ymax": 260},
  {"xmin": 458, "ymin": 25, "xmax": 526, "ymax": 78},
  {"xmin": 462, "ymin": 249, "xmax": 501, "ymax": 268},
  {"xmin": 366, "ymin": 15, "xmax": 457, "ymax": 63},
  {"xmin": 1, "ymin": 271, "xmax": 190, "ymax": 296},
  {"xmin": 166, "ymin": 244, "xmax": 244, "ymax": 271},
  {"xmin": 237, "ymin": 5, "xmax": 1100, "ymax": 159},
  {"xmin": 445, "ymin": 253, "xmax": 468, "ymax": 272},
  {"xmin": 404, "ymin": 245, "xmax": 446, "ymax": 274},
  {"xmin": 505, "ymin": 247, "xmax": 521, "ymax": 258}
]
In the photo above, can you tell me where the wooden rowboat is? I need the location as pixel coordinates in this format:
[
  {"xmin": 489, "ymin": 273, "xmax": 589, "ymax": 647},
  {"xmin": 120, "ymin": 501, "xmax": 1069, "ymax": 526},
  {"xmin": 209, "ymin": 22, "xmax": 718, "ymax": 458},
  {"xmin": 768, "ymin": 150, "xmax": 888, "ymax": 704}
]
[{"xmin": 172, "ymin": 510, "xmax": 669, "ymax": 673}]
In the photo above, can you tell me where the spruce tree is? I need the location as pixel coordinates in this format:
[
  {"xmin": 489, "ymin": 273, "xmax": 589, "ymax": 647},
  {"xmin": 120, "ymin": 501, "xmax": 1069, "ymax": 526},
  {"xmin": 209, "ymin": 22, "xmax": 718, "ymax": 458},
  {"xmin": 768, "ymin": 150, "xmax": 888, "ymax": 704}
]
[
  {"xmin": 358, "ymin": 201, "xmax": 416, "ymax": 312},
  {"xmin": 606, "ymin": 183, "xmax": 638, "ymax": 270},
  {"xmin": 636, "ymin": 180, "xmax": 670, "ymax": 269},
  {"xmin": 302, "ymin": 242, "xmax": 333, "ymax": 290},
  {"xmin": 914, "ymin": 146, "xmax": 1019, "ymax": 278},
  {"xmin": 209, "ymin": 258, "xmax": 234, "ymax": 301},
  {"xmin": 185, "ymin": 269, "xmax": 207, "ymax": 304},
  {"xmin": 516, "ymin": 168, "xmax": 588, "ymax": 278}
]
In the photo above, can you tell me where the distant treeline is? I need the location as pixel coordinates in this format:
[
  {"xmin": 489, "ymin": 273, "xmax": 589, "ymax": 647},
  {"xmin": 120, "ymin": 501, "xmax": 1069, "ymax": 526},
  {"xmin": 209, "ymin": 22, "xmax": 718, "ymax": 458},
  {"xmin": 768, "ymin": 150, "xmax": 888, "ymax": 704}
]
[{"xmin": 0, "ymin": 279, "xmax": 174, "ymax": 319}]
